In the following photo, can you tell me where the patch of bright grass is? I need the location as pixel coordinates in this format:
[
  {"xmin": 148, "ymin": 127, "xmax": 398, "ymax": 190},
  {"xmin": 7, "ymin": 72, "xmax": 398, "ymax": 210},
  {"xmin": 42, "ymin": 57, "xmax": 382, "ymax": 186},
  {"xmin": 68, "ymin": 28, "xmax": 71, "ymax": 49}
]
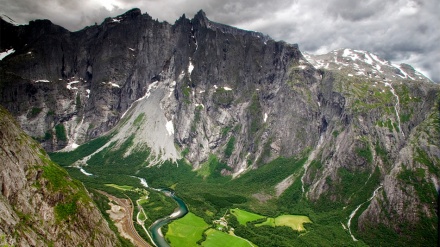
[
  {"xmin": 166, "ymin": 212, "xmax": 209, "ymax": 247},
  {"xmin": 257, "ymin": 215, "xmax": 312, "ymax": 232},
  {"xmin": 230, "ymin": 208, "xmax": 266, "ymax": 225},
  {"xmin": 202, "ymin": 229, "xmax": 255, "ymax": 247}
]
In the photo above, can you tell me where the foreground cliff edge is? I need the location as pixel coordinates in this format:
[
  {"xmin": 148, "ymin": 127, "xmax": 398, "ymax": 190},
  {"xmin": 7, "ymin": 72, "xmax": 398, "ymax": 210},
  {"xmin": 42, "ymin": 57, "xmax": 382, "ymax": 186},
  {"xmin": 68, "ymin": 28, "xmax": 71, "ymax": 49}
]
[
  {"xmin": 1, "ymin": 8, "xmax": 440, "ymax": 246},
  {"xmin": 0, "ymin": 105, "xmax": 122, "ymax": 246}
]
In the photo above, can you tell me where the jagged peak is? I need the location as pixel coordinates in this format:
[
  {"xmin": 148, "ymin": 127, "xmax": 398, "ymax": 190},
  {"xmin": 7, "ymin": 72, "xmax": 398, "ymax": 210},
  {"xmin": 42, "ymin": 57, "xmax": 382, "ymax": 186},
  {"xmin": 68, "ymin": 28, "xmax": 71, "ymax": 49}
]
[
  {"xmin": 191, "ymin": 9, "xmax": 209, "ymax": 27},
  {"xmin": 103, "ymin": 8, "xmax": 149, "ymax": 25},
  {"xmin": 191, "ymin": 9, "xmax": 271, "ymax": 43},
  {"xmin": 194, "ymin": 9, "xmax": 207, "ymax": 21},
  {"xmin": 118, "ymin": 8, "xmax": 142, "ymax": 18}
]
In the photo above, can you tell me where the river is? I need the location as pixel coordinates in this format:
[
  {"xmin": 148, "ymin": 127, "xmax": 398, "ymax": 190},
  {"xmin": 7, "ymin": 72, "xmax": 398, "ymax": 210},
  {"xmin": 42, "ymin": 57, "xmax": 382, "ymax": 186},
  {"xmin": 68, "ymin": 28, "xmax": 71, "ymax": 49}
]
[
  {"xmin": 148, "ymin": 189, "xmax": 189, "ymax": 247},
  {"xmin": 133, "ymin": 177, "xmax": 189, "ymax": 247}
]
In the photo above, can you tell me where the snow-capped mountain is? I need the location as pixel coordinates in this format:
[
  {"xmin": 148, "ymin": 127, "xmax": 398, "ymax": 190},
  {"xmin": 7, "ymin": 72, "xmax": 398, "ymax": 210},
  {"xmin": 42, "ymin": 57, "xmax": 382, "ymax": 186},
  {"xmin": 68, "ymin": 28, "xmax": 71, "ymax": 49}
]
[{"xmin": 304, "ymin": 48, "xmax": 432, "ymax": 83}]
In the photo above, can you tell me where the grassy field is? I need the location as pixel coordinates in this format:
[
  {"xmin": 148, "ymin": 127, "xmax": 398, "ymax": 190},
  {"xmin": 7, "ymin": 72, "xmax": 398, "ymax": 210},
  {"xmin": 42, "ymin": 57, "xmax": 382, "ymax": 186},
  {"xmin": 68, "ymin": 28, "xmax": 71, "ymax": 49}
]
[
  {"xmin": 166, "ymin": 212, "xmax": 209, "ymax": 247},
  {"xmin": 256, "ymin": 215, "xmax": 312, "ymax": 232},
  {"xmin": 105, "ymin": 184, "xmax": 133, "ymax": 191},
  {"xmin": 230, "ymin": 208, "xmax": 266, "ymax": 225},
  {"xmin": 202, "ymin": 229, "xmax": 255, "ymax": 247}
]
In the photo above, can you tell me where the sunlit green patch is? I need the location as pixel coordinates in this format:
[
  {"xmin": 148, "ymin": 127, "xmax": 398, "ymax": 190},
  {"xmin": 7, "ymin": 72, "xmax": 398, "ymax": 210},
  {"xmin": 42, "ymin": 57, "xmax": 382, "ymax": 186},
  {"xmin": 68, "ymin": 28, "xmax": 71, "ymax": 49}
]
[
  {"xmin": 230, "ymin": 208, "xmax": 266, "ymax": 225},
  {"xmin": 202, "ymin": 229, "xmax": 255, "ymax": 247},
  {"xmin": 256, "ymin": 215, "xmax": 312, "ymax": 232},
  {"xmin": 166, "ymin": 213, "xmax": 209, "ymax": 247},
  {"xmin": 105, "ymin": 184, "xmax": 133, "ymax": 191}
]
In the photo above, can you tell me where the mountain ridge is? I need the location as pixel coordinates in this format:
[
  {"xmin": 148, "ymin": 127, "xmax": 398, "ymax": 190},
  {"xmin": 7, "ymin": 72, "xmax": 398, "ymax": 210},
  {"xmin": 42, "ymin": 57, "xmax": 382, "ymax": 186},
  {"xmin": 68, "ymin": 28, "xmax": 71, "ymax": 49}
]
[{"xmin": 1, "ymin": 8, "xmax": 439, "ymax": 246}]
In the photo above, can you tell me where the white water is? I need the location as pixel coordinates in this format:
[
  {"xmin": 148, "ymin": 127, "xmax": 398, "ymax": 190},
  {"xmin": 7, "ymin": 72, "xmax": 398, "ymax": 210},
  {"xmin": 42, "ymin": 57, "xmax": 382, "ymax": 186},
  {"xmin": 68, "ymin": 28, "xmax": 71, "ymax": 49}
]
[
  {"xmin": 79, "ymin": 168, "xmax": 93, "ymax": 176},
  {"xmin": 301, "ymin": 135, "xmax": 324, "ymax": 194},
  {"xmin": 384, "ymin": 82, "xmax": 404, "ymax": 137},
  {"xmin": 347, "ymin": 186, "xmax": 382, "ymax": 241},
  {"xmin": 139, "ymin": 177, "xmax": 149, "ymax": 188}
]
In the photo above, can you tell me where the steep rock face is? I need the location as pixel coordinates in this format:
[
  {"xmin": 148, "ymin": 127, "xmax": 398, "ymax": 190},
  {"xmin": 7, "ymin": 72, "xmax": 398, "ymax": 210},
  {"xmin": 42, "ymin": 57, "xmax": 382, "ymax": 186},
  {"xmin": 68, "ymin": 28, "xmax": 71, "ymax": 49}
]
[
  {"xmin": 303, "ymin": 51, "xmax": 439, "ymax": 241},
  {"xmin": 0, "ymin": 106, "xmax": 119, "ymax": 246},
  {"xmin": 1, "ymin": 9, "xmax": 439, "ymax": 245}
]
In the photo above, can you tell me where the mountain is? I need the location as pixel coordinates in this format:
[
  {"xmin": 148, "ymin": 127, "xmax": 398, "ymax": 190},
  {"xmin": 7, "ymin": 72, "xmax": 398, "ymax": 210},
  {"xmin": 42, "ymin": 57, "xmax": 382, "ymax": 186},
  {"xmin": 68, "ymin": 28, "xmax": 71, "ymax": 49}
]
[
  {"xmin": 1, "ymin": 8, "xmax": 439, "ymax": 246},
  {"xmin": 0, "ymin": 105, "xmax": 120, "ymax": 246}
]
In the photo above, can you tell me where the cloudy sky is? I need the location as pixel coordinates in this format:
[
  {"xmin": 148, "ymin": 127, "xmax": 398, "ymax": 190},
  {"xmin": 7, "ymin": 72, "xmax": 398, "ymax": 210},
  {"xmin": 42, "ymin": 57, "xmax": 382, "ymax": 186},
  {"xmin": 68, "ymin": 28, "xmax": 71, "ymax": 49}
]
[{"xmin": 1, "ymin": 0, "xmax": 438, "ymax": 82}]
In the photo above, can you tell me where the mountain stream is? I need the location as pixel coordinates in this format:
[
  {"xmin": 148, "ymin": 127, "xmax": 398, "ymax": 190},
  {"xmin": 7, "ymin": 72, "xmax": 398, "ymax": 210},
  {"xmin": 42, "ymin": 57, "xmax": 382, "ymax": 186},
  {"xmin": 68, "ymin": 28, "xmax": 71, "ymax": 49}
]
[
  {"xmin": 384, "ymin": 82, "xmax": 404, "ymax": 137},
  {"xmin": 347, "ymin": 186, "xmax": 382, "ymax": 241}
]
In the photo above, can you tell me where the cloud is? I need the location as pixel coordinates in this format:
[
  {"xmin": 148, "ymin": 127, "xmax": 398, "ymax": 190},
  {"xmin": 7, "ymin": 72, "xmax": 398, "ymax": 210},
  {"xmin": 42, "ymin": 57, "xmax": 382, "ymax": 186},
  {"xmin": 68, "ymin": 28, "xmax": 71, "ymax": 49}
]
[{"xmin": 0, "ymin": 0, "xmax": 438, "ymax": 82}]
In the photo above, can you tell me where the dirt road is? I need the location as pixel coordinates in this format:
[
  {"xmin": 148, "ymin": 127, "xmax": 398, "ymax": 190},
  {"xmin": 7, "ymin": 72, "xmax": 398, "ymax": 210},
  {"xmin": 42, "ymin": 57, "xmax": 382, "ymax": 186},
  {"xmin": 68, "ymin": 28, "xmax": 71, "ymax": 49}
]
[{"xmin": 98, "ymin": 190, "xmax": 152, "ymax": 247}]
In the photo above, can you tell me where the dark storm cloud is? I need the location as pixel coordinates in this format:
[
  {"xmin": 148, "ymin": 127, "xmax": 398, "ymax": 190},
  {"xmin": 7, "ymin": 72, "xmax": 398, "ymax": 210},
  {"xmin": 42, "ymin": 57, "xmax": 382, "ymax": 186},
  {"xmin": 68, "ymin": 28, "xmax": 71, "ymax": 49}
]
[
  {"xmin": 1, "ymin": 0, "xmax": 438, "ymax": 82},
  {"xmin": 326, "ymin": 0, "xmax": 390, "ymax": 21}
]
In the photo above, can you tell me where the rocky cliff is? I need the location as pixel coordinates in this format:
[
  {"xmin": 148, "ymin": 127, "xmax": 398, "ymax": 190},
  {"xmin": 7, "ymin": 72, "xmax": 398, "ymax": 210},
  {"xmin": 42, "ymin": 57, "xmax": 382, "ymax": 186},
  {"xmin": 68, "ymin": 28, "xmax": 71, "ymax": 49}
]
[
  {"xmin": 1, "ymin": 8, "xmax": 439, "ymax": 245},
  {"xmin": 0, "ymin": 105, "xmax": 119, "ymax": 246}
]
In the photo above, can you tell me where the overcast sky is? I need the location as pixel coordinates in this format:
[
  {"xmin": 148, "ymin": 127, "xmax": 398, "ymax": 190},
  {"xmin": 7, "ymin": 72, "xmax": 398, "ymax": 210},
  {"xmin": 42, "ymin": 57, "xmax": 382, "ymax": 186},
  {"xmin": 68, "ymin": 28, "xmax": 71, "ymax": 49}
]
[{"xmin": 1, "ymin": 0, "xmax": 438, "ymax": 82}]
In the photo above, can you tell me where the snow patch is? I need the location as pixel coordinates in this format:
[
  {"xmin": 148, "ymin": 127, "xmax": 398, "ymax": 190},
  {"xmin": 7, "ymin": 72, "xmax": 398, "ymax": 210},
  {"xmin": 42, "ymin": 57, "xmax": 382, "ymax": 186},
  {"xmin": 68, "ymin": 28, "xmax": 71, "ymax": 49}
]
[
  {"xmin": 86, "ymin": 89, "xmax": 91, "ymax": 98},
  {"xmin": 102, "ymin": 81, "xmax": 121, "ymax": 88},
  {"xmin": 263, "ymin": 113, "xmax": 268, "ymax": 123},
  {"xmin": 145, "ymin": 81, "xmax": 159, "ymax": 98},
  {"xmin": 188, "ymin": 60, "xmax": 194, "ymax": 74},
  {"xmin": 375, "ymin": 64, "xmax": 382, "ymax": 72},
  {"xmin": 0, "ymin": 49, "xmax": 15, "ymax": 60},
  {"xmin": 109, "ymin": 82, "xmax": 121, "ymax": 88},
  {"xmin": 342, "ymin": 49, "xmax": 361, "ymax": 61},
  {"xmin": 195, "ymin": 103, "xmax": 205, "ymax": 108},
  {"xmin": 128, "ymin": 48, "xmax": 135, "ymax": 51},
  {"xmin": 364, "ymin": 53, "xmax": 374, "ymax": 65},
  {"xmin": 36, "ymin": 79, "xmax": 50, "ymax": 83},
  {"xmin": 391, "ymin": 64, "xmax": 414, "ymax": 80},
  {"xmin": 67, "ymin": 81, "xmax": 79, "ymax": 90},
  {"xmin": 111, "ymin": 18, "xmax": 121, "ymax": 23},
  {"xmin": 223, "ymin": 86, "xmax": 232, "ymax": 91},
  {"xmin": 165, "ymin": 120, "xmax": 174, "ymax": 136},
  {"xmin": 370, "ymin": 53, "xmax": 387, "ymax": 65}
]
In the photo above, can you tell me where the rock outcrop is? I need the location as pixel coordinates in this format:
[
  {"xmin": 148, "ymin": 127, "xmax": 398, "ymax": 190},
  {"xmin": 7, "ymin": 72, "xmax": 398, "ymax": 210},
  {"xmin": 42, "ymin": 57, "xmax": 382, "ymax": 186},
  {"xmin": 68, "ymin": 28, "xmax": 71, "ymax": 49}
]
[{"xmin": 0, "ymin": 106, "xmax": 119, "ymax": 246}]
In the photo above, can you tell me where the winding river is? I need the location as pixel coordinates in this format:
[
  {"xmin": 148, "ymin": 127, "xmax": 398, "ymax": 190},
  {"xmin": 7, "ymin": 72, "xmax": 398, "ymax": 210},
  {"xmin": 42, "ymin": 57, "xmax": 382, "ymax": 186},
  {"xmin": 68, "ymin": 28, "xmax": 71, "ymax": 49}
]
[
  {"xmin": 133, "ymin": 177, "xmax": 189, "ymax": 246},
  {"xmin": 149, "ymin": 189, "xmax": 188, "ymax": 247}
]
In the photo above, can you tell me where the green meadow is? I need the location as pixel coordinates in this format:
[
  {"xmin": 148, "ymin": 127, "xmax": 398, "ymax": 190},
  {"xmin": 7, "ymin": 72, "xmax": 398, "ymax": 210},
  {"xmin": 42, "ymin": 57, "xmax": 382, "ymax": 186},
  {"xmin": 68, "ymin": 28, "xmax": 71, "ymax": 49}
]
[
  {"xmin": 166, "ymin": 213, "xmax": 209, "ymax": 247},
  {"xmin": 230, "ymin": 208, "xmax": 266, "ymax": 225},
  {"xmin": 202, "ymin": 229, "xmax": 255, "ymax": 247},
  {"xmin": 256, "ymin": 215, "xmax": 312, "ymax": 232}
]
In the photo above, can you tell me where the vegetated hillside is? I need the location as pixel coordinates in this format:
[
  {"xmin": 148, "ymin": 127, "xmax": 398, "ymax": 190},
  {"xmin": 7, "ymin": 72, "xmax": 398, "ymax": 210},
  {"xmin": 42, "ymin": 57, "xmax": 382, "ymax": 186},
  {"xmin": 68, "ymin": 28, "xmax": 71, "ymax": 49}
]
[
  {"xmin": 1, "ymin": 9, "xmax": 440, "ymax": 246},
  {"xmin": 0, "ymin": 105, "xmax": 120, "ymax": 246}
]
